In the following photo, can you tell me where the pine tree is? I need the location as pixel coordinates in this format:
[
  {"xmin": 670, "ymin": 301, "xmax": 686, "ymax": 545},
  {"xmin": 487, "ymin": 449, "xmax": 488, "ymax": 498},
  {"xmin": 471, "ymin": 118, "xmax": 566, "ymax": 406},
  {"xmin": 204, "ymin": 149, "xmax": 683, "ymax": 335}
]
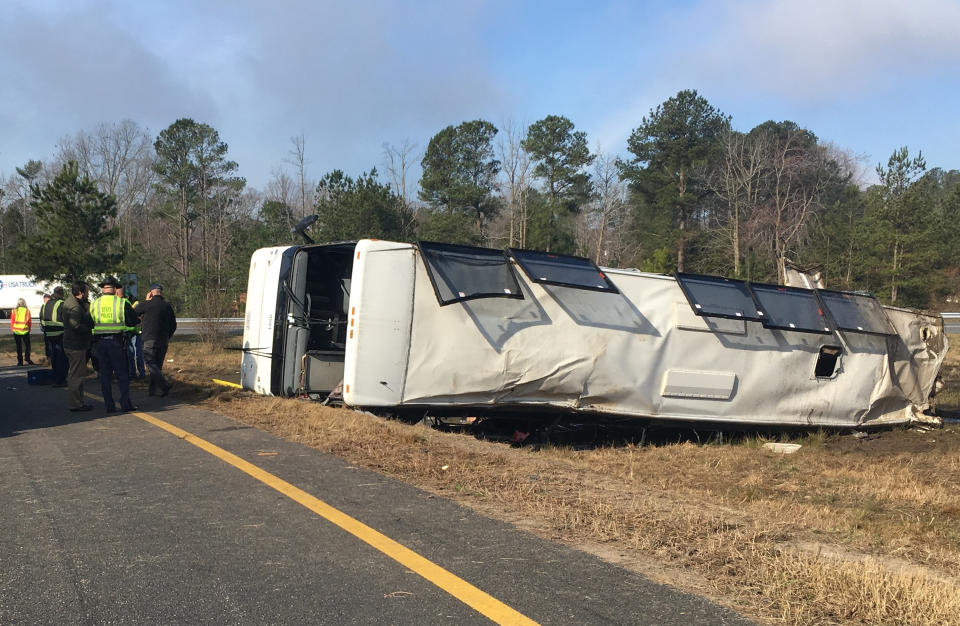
[
  {"xmin": 621, "ymin": 90, "xmax": 730, "ymax": 272},
  {"xmin": 20, "ymin": 161, "xmax": 120, "ymax": 283}
]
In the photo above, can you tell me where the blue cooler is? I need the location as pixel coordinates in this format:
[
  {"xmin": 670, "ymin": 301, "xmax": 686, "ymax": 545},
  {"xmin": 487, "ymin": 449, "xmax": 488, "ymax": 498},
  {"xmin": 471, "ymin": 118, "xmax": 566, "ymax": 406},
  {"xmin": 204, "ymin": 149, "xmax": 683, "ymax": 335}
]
[{"xmin": 27, "ymin": 368, "xmax": 55, "ymax": 385}]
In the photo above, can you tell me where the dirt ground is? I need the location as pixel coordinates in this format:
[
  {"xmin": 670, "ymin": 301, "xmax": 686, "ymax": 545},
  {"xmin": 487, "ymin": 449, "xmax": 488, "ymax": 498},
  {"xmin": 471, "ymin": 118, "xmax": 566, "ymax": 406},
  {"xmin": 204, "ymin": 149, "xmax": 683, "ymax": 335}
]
[{"xmin": 821, "ymin": 422, "xmax": 960, "ymax": 455}]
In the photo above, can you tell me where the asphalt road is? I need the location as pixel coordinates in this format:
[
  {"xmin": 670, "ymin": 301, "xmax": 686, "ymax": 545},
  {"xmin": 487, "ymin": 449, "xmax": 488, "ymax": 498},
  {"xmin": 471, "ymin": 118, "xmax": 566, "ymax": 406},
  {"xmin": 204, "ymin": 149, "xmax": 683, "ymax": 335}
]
[
  {"xmin": 944, "ymin": 315, "xmax": 960, "ymax": 334},
  {"xmin": 0, "ymin": 363, "xmax": 752, "ymax": 625}
]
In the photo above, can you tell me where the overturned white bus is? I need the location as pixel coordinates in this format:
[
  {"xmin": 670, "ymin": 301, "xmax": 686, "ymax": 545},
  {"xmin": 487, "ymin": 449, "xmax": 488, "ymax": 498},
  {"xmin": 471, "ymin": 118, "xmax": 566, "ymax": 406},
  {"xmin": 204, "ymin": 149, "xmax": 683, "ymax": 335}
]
[{"xmin": 240, "ymin": 239, "xmax": 948, "ymax": 429}]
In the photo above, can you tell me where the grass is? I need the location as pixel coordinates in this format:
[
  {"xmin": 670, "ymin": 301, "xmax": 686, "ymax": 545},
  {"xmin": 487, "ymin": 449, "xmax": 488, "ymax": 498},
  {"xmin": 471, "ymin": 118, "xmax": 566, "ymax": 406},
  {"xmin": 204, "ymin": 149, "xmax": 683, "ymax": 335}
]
[{"xmin": 7, "ymin": 334, "xmax": 960, "ymax": 624}]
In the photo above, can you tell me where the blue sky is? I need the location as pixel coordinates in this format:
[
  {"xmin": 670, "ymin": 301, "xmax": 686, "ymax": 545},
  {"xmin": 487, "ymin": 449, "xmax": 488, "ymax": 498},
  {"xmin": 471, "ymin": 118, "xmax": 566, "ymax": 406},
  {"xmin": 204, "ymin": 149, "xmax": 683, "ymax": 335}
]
[{"xmin": 2, "ymin": 0, "xmax": 959, "ymax": 191}]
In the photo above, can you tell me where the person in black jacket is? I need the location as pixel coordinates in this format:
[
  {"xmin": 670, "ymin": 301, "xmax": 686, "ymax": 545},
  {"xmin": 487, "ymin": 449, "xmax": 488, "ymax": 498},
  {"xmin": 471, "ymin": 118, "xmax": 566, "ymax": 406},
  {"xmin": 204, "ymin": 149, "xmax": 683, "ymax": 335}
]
[
  {"xmin": 62, "ymin": 281, "xmax": 94, "ymax": 411},
  {"xmin": 134, "ymin": 283, "xmax": 177, "ymax": 396}
]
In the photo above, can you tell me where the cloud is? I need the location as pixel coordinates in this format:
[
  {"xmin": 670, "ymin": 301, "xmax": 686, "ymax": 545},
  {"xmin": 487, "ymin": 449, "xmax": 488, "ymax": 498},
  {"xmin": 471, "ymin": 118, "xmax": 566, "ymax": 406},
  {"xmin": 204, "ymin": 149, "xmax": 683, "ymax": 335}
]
[
  {"xmin": 0, "ymin": 0, "xmax": 514, "ymax": 186},
  {"xmin": 8, "ymin": 0, "xmax": 954, "ymax": 191},
  {"xmin": 587, "ymin": 0, "xmax": 960, "ymax": 168},
  {"xmin": 676, "ymin": 0, "xmax": 960, "ymax": 101},
  {"xmin": 0, "ymin": 1, "xmax": 217, "ymax": 170},
  {"xmin": 160, "ymin": 0, "xmax": 512, "ymax": 186}
]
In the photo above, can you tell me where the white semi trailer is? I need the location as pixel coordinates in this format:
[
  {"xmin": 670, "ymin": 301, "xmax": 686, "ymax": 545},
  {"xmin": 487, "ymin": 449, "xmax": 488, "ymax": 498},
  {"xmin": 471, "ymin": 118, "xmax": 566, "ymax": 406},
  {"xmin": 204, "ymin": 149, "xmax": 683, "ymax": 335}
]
[
  {"xmin": 0, "ymin": 275, "xmax": 49, "ymax": 318},
  {"xmin": 240, "ymin": 239, "xmax": 948, "ymax": 429},
  {"xmin": 0, "ymin": 274, "xmax": 137, "ymax": 319}
]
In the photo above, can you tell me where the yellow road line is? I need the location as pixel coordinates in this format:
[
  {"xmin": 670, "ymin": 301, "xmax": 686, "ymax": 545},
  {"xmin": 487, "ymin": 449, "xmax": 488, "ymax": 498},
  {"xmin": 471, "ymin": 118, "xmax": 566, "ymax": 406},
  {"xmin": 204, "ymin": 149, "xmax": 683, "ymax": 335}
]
[
  {"xmin": 86, "ymin": 394, "xmax": 537, "ymax": 625},
  {"xmin": 212, "ymin": 378, "xmax": 242, "ymax": 389}
]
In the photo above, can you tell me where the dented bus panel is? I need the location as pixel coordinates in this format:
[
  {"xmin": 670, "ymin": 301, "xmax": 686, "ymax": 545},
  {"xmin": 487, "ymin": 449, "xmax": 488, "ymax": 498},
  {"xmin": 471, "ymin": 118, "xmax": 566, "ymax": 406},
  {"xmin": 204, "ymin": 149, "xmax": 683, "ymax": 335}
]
[{"xmin": 241, "ymin": 239, "xmax": 949, "ymax": 428}]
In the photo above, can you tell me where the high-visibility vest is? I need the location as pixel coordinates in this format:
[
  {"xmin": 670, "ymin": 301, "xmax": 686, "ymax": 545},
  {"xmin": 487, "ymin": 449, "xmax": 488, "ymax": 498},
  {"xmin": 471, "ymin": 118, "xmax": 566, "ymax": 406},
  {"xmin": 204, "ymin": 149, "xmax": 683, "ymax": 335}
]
[
  {"xmin": 120, "ymin": 297, "xmax": 138, "ymax": 333},
  {"xmin": 11, "ymin": 306, "xmax": 30, "ymax": 335},
  {"xmin": 91, "ymin": 294, "xmax": 126, "ymax": 335},
  {"xmin": 40, "ymin": 299, "xmax": 64, "ymax": 337}
]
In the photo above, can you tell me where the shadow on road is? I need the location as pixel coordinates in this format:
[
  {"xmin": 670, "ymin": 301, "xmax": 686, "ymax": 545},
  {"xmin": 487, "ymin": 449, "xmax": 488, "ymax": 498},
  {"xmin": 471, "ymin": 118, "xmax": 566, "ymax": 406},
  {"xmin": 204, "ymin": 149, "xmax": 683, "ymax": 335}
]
[{"xmin": 0, "ymin": 361, "xmax": 223, "ymax": 439}]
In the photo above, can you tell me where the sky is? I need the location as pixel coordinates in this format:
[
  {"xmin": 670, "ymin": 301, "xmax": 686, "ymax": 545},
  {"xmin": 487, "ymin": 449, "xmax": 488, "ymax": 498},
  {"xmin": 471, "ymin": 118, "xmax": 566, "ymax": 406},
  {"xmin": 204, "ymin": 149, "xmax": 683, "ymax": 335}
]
[{"xmin": 2, "ymin": 0, "xmax": 960, "ymax": 191}]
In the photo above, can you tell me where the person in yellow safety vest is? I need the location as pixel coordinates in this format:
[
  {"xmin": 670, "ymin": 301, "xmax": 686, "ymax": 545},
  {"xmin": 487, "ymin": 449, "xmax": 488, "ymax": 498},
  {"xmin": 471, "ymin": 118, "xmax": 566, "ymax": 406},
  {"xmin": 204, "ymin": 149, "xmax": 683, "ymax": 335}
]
[
  {"xmin": 10, "ymin": 297, "xmax": 34, "ymax": 366},
  {"xmin": 40, "ymin": 286, "xmax": 68, "ymax": 385},
  {"xmin": 90, "ymin": 276, "xmax": 138, "ymax": 413},
  {"xmin": 116, "ymin": 286, "xmax": 145, "ymax": 378}
]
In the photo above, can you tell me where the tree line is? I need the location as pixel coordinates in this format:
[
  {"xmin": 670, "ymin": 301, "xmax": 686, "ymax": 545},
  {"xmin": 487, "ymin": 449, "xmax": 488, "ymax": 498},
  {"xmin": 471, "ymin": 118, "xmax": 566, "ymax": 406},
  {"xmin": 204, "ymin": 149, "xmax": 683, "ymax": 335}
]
[{"xmin": 2, "ymin": 90, "xmax": 958, "ymax": 314}]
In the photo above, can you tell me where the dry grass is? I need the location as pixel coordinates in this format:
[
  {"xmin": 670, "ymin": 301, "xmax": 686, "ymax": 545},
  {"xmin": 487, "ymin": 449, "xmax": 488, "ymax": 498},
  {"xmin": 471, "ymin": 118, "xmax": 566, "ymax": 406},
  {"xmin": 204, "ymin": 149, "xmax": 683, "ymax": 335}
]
[{"xmin": 153, "ymin": 339, "xmax": 960, "ymax": 624}]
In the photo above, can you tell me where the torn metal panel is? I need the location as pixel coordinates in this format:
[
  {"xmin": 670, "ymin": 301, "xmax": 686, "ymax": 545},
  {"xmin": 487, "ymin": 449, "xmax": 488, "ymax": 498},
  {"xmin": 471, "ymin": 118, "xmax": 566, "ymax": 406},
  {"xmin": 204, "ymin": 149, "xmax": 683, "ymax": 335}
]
[
  {"xmin": 881, "ymin": 306, "xmax": 947, "ymax": 408},
  {"xmin": 782, "ymin": 261, "xmax": 825, "ymax": 289}
]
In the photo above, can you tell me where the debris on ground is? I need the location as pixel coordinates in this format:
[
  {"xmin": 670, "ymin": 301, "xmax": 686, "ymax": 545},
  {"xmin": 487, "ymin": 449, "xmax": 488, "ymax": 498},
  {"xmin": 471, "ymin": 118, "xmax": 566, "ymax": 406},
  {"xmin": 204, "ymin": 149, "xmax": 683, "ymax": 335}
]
[{"xmin": 762, "ymin": 442, "xmax": 802, "ymax": 454}]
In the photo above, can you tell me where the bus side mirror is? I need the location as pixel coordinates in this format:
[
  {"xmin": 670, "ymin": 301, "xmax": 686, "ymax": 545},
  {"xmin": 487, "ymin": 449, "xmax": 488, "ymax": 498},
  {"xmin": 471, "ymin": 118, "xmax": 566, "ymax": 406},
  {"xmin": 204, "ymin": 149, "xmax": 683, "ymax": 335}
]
[{"xmin": 293, "ymin": 215, "xmax": 319, "ymax": 244}]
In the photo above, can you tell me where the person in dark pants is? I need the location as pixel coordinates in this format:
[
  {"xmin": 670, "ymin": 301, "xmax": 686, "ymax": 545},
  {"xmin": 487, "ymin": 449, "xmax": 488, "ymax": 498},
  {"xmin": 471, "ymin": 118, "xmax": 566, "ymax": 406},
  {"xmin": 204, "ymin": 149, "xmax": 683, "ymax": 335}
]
[
  {"xmin": 10, "ymin": 298, "xmax": 34, "ymax": 366},
  {"xmin": 40, "ymin": 286, "xmax": 68, "ymax": 385},
  {"xmin": 62, "ymin": 281, "xmax": 94, "ymax": 412},
  {"xmin": 90, "ymin": 276, "xmax": 138, "ymax": 413},
  {"xmin": 135, "ymin": 283, "xmax": 177, "ymax": 397},
  {"xmin": 116, "ymin": 286, "xmax": 146, "ymax": 378},
  {"xmin": 39, "ymin": 293, "xmax": 51, "ymax": 362}
]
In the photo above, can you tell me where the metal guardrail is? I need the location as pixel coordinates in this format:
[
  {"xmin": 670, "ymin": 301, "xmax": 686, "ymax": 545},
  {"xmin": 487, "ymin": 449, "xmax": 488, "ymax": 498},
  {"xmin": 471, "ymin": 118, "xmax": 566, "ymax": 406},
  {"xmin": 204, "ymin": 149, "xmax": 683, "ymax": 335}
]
[
  {"xmin": 943, "ymin": 313, "xmax": 960, "ymax": 320},
  {"xmin": 0, "ymin": 317, "xmax": 245, "ymax": 336},
  {"xmin": 178, "ymin": 318, "xmax": 244, "ymax": 323}
]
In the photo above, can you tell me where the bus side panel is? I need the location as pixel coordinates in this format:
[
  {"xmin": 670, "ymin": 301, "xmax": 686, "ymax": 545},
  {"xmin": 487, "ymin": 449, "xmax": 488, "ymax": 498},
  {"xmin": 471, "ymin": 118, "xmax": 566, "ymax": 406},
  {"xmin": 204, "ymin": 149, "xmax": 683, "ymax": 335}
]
[
  {"xmin": 342, "ymin": 241, "xmax": 415, "ymax": 407},
  {"xmin": 241, "ymin": 246, "xmax": 293, "ymax": 394}
]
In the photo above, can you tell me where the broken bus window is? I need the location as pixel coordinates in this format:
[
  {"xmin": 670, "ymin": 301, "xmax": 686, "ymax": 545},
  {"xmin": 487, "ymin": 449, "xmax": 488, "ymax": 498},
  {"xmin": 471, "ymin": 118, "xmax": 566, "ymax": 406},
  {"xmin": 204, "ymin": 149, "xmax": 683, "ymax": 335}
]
[
  {"xmin": 749, "ymin": 283, "xmax": 832, "ymax": 334},
  {"xmin": 508, "ymin": 248, "xmax": 619, "ymax": 293},
  {"xmin": 675, "ymin": 273, "xmax": 766, "ymax": 321},
  {"xmin": 816, "ymin": 290, "xmax": 896, "ymax": 336},
  {"xmin": 417, "ymin": 241, "xmax": 524, "ymax": 306},
  {"xmin": 815, "ymin": 345, "xmax": 843, "ymax": 378}
]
